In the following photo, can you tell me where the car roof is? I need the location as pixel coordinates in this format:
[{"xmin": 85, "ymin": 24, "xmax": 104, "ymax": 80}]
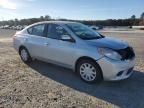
[
  {"xmin": 31, "ymin": 21, "xmax": 78, "ymax": 25},
  {"xmin": 22, "ymin": 21, "xmax": 79, "ymax": 32}
]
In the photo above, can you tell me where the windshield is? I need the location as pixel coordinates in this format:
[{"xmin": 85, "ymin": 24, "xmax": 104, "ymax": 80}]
[{"xmin": 66, "ymin": 23, "xmax": 102, "ymax": 40}]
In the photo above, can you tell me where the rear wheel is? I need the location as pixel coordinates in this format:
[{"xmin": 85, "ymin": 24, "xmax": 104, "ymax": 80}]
[
  {"xmin": 77, "ymin": 59, "xmax": 103, "ymax": 83},
  {"xmin": 19, "ymin": 47, "xmax": 32, "ymax": 63}
]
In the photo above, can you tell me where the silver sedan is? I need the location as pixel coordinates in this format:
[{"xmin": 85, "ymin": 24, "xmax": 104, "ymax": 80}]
[{"xmin": 13, "ymin": 21, "xmax": 135, "ymax": 83}]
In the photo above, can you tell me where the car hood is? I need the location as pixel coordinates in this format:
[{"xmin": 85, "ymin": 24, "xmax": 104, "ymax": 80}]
[{"xmin": 85, "ymin": 37, "xmax": 128, "ymax": 50}]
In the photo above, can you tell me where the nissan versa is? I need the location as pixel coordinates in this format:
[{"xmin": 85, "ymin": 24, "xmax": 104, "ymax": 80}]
[{"xmin": 13, "ymin": 21, "xmax": 135, "ymax": 83}]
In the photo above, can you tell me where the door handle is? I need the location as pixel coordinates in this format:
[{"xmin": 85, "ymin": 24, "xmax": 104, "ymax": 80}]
[{"xmin": 44, "ymin": 42, "xmax": 49, "ymax": 46}]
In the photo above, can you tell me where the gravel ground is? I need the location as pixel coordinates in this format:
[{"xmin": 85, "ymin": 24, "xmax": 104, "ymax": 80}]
[{"xmin": 0, "ymin": 29, "xmax": 144, "ymax": 108}]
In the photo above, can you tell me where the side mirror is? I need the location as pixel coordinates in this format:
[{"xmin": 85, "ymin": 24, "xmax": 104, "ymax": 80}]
[
  {"xmin": 92, "ymin": 28, "xmax": 97, "ymax": 30},
  {"xmin": 61, "ymin": 35, "xmax": 75, "ymax": 42}
]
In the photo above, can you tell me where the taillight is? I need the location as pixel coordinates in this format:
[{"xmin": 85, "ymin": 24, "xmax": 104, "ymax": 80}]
[{"xmin": 12, "ymin": 35, "xmax": 16, "ymax": 41}]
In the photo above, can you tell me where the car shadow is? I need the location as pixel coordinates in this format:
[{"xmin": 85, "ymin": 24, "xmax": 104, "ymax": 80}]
[{"xmin": 28, "ymin": 60, "xmax": 144, "ymax": 108}]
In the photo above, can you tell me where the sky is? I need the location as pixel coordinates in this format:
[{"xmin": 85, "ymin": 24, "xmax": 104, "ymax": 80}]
[{"xmin": 0, "ymin": 0, "xmax": 144, "ymax": 21}]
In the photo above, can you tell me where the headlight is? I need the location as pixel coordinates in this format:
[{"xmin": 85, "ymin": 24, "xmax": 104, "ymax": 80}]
[{"xmin": 98, "ymin": 48, "xmax": 122, "ymax": 60}]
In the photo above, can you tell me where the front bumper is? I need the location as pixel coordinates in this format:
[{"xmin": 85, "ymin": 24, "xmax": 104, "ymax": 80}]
[{"xmin": 97, "ymin": 57, "xmax": 135, "ymax": 81}]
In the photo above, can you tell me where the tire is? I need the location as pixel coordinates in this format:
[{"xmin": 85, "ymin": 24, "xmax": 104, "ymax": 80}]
[
  {"xmin": 76, "ymin": 59, "xmax": 103, "ymax": 83},
  {"xmin": 19, "ymin": 47, "xmax": 32, "ymax": 63}
]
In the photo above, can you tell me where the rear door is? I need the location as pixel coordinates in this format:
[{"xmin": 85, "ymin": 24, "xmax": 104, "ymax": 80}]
[{"xmin": 26, "ymin": 24, "xmax": 48, "ymax": 59}]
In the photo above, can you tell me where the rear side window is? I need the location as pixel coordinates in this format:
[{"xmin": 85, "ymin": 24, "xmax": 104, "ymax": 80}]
[
  {"xmin": 27, "ymin": 24, "xmax": 45, "ymax": 37},
  {"xmin": 27, "ymin": 27, "xmax": 33, "ymax": 34}
]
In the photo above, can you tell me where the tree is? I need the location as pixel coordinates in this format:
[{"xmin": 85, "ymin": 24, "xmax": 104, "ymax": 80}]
[
  {"xmin": 139, "ymin": 12, "xmax": 144, "ymax": 25},
  {"xmin": 14, "ymin": 18, "xmax": 19, "ymax": 25},
  {"xmin": 130, "ymin": 15, "xmax": 136, "ymax": 26},
  {"xmin": 140, "ymin": 12, "xmax": 144, "ymax": 20},
  {"xmin": 44, "ymin": 15, "xmax": 51, "ymax": 21},
  {"xmin": 40, "ymin": 16, "xmax": 44, "ymax": 21},
  {"xmin": 131, "ymin": 15, "xmax": 136, "ymax": 19}
]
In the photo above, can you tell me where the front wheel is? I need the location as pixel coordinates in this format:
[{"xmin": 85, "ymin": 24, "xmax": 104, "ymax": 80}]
[{"xmin": 77, "ymin": 59, "xmax": 103, "ymax": 83}]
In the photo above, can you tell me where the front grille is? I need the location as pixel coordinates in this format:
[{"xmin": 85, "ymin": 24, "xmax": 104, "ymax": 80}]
[{"xmin": 117, "ymin": 47, "xmax": 135, "ymax": 60}]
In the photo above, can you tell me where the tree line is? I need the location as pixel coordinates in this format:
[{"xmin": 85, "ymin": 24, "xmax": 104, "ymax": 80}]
[{"xmin": 0, "ymin": 12, "xmax": 144, "ymax": 26}]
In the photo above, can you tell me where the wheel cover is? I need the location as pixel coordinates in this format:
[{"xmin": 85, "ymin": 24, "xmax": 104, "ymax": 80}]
[
  {"xmin": 80, "ymin": 63, "xmax": 97, "ymax": 81},
  {"xmin": 21, "ymin": 49, "xmax": 28, "ymax": 61}
]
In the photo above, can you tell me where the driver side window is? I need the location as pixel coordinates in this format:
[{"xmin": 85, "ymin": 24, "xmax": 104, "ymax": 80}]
[{"xmin": 47, "ymin": 24, "xmax": 70, "ymax": 40}]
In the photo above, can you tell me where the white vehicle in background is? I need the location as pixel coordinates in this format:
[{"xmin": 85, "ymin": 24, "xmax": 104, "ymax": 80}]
[
  {"xmin": 10, "ymin": 25, "xmax": 23, "ymax": 30},
  {"xmin": 9, "ymin": 26, "xmax": 16, "ymax": 30},
  {"xmin": 90, "ymin": 25, "xmax": 103, "ymax": 30},
  {"xmin": 132, "ymin": 26, "xmax": 144, "ymax": 30},
  {"xmin": 3, "ymin": 25, "xmax": 10, "ymax": 29},
  {"xmin": 10, "ymin": 26, "xmax": 16, "ymax": 30},
  {"xmin": 16, "ymin": 25, "xmax": 23, "ymax": 30},
  {"xmin": 22, "ymin": 25, "xmax": 28, "ymax": 29}
]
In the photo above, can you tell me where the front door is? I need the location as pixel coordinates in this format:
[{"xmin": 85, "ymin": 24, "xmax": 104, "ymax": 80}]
[{"xmin": 43, "ymin": 24, "xmax": 76, "ymax": 67}]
